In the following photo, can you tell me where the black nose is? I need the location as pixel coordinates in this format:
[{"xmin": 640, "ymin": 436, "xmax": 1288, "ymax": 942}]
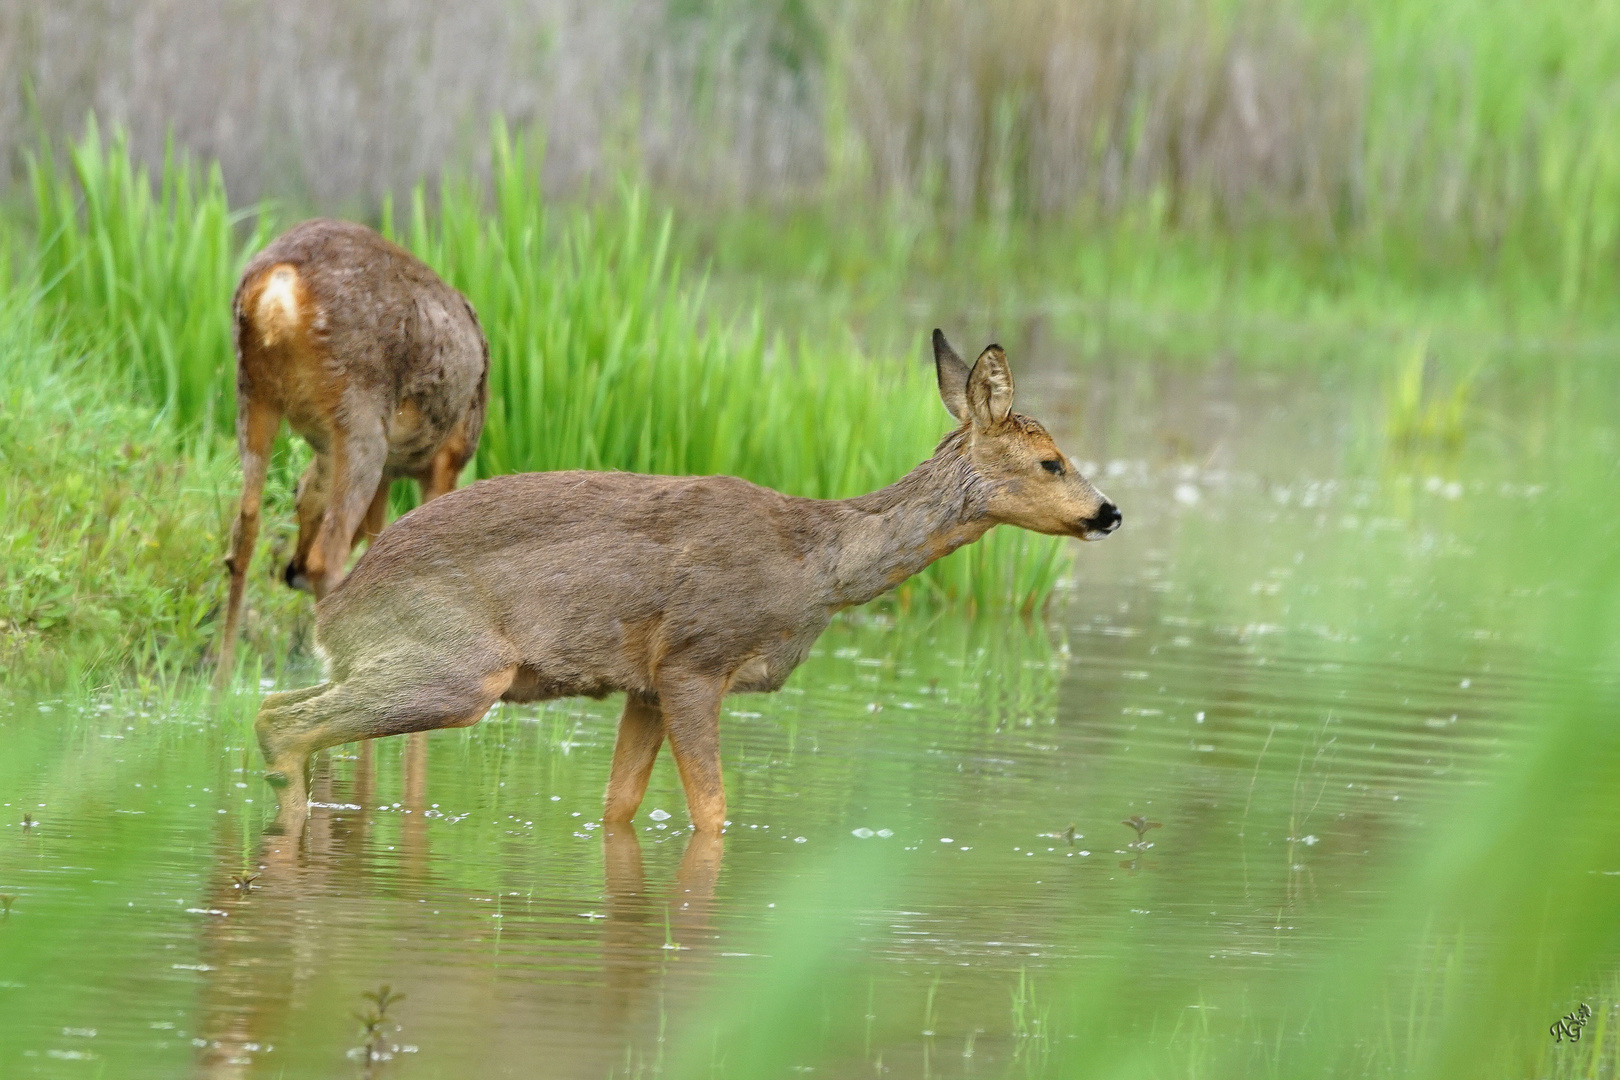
[
  {"xmin": 1088, "ymin": 502, "xmax": 1121, "ymax": 533},
  {"xmin": 283, "ymin": 560, "xmax": 301, "ymax": 588}
]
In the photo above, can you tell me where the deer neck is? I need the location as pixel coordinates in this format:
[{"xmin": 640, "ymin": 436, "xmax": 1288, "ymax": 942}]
[{"xmin": 826, "ymin": 430, "xmax": 994, "ymax": 608}]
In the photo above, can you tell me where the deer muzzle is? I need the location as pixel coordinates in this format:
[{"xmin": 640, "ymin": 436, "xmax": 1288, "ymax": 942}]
[{"xmin": 1078, "ymin": 500, "xmax": 1122, "ymax": 541}]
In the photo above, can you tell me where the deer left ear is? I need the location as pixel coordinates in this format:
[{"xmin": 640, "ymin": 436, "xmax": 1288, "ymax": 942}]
[
  {"xmin": 966, "ymin": 345, "xmax": 1014, "ymax": 429},
  {"xmin": 933, "ymin": 329, "xmax": 973, "ymax": 424}
]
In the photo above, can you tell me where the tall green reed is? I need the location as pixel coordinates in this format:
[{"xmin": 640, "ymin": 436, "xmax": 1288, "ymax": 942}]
[
  {"xmin": 1384, "ymin": 331, "xmax": 1474, "ymax": 452},
  {"xmin": 25, "ymin": 115, "xmax": 272, "ymax": 446}
]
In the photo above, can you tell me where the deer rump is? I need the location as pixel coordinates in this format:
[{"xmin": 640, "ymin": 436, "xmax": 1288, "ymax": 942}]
[
  {"xmin": 314, "ymin": 469, "xmax": 833, "ymax": 702},
  {"xmin": 216, "ymin": 218, "xmax": 489, "ymax": 688}
]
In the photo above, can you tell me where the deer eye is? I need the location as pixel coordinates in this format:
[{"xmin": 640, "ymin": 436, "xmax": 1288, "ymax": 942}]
[{"xmin": 1040, "ymin": 458, "xmax": 1064, "ymax": 475}]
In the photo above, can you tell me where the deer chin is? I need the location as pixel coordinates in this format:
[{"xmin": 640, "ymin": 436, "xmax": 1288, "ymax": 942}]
[{"xmin": 1074, "ymin": 516, "xmax": 1122, "ymax": 541}]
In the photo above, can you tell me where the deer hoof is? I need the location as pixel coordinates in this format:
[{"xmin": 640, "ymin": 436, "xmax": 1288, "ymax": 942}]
[{"xmin": 283, "ymin": 561, "xmax": 314, "ymax": 593}]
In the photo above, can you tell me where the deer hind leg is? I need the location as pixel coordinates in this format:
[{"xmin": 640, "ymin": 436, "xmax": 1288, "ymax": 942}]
[
  {"xmin": 289, "ymin": 461, "xmax": 384, "ymax": 585},
  {"xmin": 657, "ymin": 675, "xmax": 729, "ymax": 834},
  {"xmin": 417, "ymin": 415, "xmax": 476, "ymax": 502},
  {"xmin": 215, "ymin": 397, "xmax": 282, "ymax": 688},
  {"xmin": 303, "ymin": 420, "xmax": 388, "ymax": 599},
  {"xmin": 603, "ymin": 693, "xmax": 665, "ymax": 825},
  {"xmin": 260, "ymin": 682, "xmax": 330, "ymax": 712},
  {"xmin": 256, "ymin": 663, "xmax": 516, "ymax": 817}
]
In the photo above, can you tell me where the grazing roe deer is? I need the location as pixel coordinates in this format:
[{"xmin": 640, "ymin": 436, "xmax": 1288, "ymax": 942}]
[
  {"xmin": 215, "ymin": 219, "xmax": 490, "ymax": 685},
  {"xmin": 256, "ymin": 331, "xmax": 1120, "ymax": 833}
]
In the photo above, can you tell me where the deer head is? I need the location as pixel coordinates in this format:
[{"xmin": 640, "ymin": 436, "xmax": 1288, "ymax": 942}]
[{"xmin": 934, "ymin": 329, "xmax": 1121, "ymax": 541}]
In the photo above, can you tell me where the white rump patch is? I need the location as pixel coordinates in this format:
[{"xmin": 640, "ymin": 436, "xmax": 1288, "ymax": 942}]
[{"xmin": 256, "ymin": 265, "xmax": 301, "ymax": 346}]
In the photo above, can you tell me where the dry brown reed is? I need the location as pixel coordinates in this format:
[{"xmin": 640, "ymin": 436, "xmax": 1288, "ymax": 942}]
[
  {"xmin": 6, "ymin": 0, "xmax": 1620, "ymax": 301},
  {"xmin": 0, "ymin": 0, "xmax": 1363, "ymax": 227}
]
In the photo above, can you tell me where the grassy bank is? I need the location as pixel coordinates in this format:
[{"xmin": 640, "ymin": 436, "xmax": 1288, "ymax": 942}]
[{"xmin": 0, "ymin": 293, "xmax": 306, "ymax": 686}]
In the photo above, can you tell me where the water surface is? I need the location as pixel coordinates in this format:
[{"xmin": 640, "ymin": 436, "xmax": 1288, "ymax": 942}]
[{"xmin": 0, "ymin": 357, "xmax": 1613, "ymax": 1078}]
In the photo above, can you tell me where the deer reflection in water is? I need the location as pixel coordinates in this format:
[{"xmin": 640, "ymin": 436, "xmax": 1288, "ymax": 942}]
[{"xmin": 192, "ymin": 748, "xmax": 722, "ymax": 1078}]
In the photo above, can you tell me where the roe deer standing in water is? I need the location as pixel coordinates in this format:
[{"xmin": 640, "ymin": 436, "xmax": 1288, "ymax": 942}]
[
  {"xmin": 255, "ymin": 331, "xmax": 1119, "ymax": 833},
  {"xmin": 215, "ymin": 219, "xmax": 489, "ymax": 686}
]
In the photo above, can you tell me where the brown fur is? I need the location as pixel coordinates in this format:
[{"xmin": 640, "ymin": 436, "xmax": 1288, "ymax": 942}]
[
  {"xmin": 255, "ymin": 331, "xmax": 1120, "ymax": 834},
  {"xmin": 215, "ymin": 219, "xmax": 490, "ymax": 686}
]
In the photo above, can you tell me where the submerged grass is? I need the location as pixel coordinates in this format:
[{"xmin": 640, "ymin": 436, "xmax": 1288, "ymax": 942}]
[{"xmin": 1384, "ymin": 332, "xmax": 1475, "ymax": 453}]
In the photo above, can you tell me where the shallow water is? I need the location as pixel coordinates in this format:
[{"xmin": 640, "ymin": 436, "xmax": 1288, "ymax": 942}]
[{"xmin": 0, "ymin": 358, "xmax": 1614, "ymax": 1078}]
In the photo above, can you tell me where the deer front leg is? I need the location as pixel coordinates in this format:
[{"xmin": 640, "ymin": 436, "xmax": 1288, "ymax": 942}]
[
  {"xmin": 353, "ymin": 475, "xmax": 391, "ymax": 553},
  {"xmin": 603, "ymin": 693, "xmax": 664, "ymax": 825},
  {"xmin": 657, "ymin": 675, "xmax": 728, "ymax": 834},
  {"xmin": 304, "ymin": 422, "xmax": 387, "ymax": 598},
  {"xmin": 284, "ymin": 454, "xmax": 331, "ymax": 593}
]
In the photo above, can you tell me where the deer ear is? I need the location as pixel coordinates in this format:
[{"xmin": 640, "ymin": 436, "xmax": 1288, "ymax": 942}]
[
  {"xmin": 933, "ymin": 329, "xmax": 972, "ymax": 424},
  {"xmin": 966, "ymin": 344, "xmax": 1014, "ymax": 429}
]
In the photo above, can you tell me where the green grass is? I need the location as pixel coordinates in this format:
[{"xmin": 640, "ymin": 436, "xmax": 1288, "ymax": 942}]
[{"xmin": 1384, "ymin": 332, "xmax": 1476, "ymax": 452}]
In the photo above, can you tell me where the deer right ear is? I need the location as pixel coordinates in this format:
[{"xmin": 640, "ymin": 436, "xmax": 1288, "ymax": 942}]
[{"xmin": 933, "ymin": 329, "xmax": 971, "ymax": 424}]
